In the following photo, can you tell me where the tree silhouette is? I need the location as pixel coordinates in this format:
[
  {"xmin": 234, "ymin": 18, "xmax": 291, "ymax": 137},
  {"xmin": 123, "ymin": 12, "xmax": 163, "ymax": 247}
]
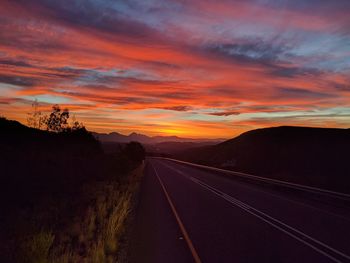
[
  {"xmin": 70, "ymin": 115, "xmax": 84, "ymax": 131},
  {"xmin": 27, "ymin": 101, "xmax": 85, "ymax": 133},
  {"xmin": 27, "ymin": 99, "xmax": 46, "ymax": 129},
  {"xmin": 124, "ymin": 141, "xmax": 145, "ymax": 163},
  {"xmin": 45, "ymin": 105, "xmax": 70, "ymax": 132}
]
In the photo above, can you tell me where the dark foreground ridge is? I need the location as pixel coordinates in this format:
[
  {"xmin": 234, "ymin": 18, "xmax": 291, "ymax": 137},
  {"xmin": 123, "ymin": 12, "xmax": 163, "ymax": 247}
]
[
  {"xmin": 0, "ymin": 117, "xmax": 145, "ymax": 262},
  {"xmin": 178, "ymin": 126, "xmax": 350, "ymax": 193}
]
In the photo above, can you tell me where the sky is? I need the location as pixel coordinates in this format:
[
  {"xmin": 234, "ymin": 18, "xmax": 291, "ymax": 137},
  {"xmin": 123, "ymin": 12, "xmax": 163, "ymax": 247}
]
[{"xmin": 0, "ymin": 0, "xmax": 350, "ymax": 138}]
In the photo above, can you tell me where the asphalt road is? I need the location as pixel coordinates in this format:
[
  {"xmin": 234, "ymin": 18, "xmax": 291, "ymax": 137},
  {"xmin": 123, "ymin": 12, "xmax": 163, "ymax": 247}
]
[{"xmin": 130, "ymin": 158, "xmax": 350, "ymax": 263}]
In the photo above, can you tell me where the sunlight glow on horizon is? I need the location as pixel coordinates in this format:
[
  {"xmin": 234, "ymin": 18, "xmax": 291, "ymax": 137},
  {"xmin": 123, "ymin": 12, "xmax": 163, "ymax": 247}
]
[{"xmin": 1, "ymin": 0, "xmax": 350, "ymax": 138}]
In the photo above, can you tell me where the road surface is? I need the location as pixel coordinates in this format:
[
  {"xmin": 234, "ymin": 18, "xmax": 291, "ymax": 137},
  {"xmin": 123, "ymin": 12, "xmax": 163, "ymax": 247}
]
[{"xmin": 130, "ymin": 158, "xmax": 350, "ymax": 263}]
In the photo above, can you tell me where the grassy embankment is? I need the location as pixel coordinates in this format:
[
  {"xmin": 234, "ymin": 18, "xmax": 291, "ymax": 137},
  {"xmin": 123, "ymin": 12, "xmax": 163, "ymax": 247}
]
[{"xmin": 0, "ymin": 117, "xmax": 145, "ymax": 262}]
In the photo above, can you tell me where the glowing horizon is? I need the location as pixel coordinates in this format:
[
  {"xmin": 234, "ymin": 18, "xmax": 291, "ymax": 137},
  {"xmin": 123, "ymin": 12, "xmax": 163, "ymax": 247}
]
[{"xmin": 1, "ymin": 0, "xmax": 350, "ymax": 139}]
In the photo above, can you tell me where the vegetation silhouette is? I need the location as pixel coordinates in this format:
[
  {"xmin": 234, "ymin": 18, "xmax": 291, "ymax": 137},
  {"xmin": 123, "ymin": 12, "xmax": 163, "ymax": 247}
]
[
  {"xmin": 45, "ymin": 104, "xmax": 70, "ymax": 132},
  {"xmin": 26, "ymin": 99, "xmax": 45, "ymax": 130},
  {"xmin": 124, "ymin": 141, "xmax": 146, "ymax": 163},
  {"xmin": 0, "ymin": 108, "xmax": 145, "ymax": 262}
]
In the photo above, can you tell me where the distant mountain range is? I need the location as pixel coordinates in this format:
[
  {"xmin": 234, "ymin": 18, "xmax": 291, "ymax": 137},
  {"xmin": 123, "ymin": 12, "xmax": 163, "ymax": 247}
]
[{"xmin": 92, "ymin": 131, "xmax": 224, "ymax": 144}]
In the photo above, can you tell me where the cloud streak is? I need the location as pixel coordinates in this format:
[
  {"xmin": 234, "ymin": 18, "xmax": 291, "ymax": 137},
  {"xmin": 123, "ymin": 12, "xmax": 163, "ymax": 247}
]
[{"xmin": 0, "ymin": 0, "xmax": 350, "ymax": 137}]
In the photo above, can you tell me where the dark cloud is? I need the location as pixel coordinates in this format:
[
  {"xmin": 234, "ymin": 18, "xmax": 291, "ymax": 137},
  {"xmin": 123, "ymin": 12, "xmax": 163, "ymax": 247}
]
[
  {"xmin": 58, "ymin": 89, "xmax": 161, "ymax": 105},
  {"xmin": 0, "ymin": 63, "xmax": 104, "ymax": 88},
  {"xmin": 156, "ymin": 91, "xmax": 195, "ymax": 100},
  {"xmin": 271, "ymin": 66, "xmax": 324, "ymax": 78},
  {"xmin": 333, "ymin": 83, "xmax": 350, "ymax": 92},
  {"xmin": 275, "ymin": 87, "xmax": 337, "ymax": 99},
  {"xmin": 265, "ymin": 0, "xmax": 350, "ymax": 13},
  {"xmin": 206, "ymin": 86, "xmax": 240, "ymax": 97},
  {"xmin": 115, "ymin": 77, "xmax": 177, "ymax": 87},
  {"xmin": 245, "ymin": 105, "xmax": 300, "ymax": 113},
  {"xmin": 30, "ymin": 67, "xmax": 90, "ymax": 80},
  {"xmin": 0, "ymin": 22, "xmax": 69, "ymax": 53},
  {"xmin": 54, "ymin": 66, "xmax": 95, "ymax": 75},
  {"xmin": 160, "ymin": 105, "xmax": 192, "ymax": 111},
  {"xmin": 209, "ymin": 111, "xmax": 240, "ymax": 116},
  {"xmin": 206, "ymin": 39, "xmax": 290, "ymax": 65},
  {"xmin": 140, "ymin": 60, "xmax": 181, "ymax": 70},
  {"xmin": 80, "ymin": 84, "xmax": 118, "ymax": 92},
  {"xmin": 0, "ymin": 97, "xmax": 29, "ymax": 104},
  {"xmin": 246, "ymin": 111, "xmax": 350, "ymax": 125},
  {"xmin": 0, "ymin": 58, "xmax": 33, "ymax": 68},
  {"xmin": 10, "ymin": 0, "xmax": 164, "ymax": 44},
  {"xmin": 119, "ymin": 96, "xmax": 161, "ymax": 105},
  {"xmin": 0, "ymin": 74, "xmax": 37, "ymax": 87},
  {"xmin": 76, "ymin": 70, "xmax": 179, "ymax": 87}
]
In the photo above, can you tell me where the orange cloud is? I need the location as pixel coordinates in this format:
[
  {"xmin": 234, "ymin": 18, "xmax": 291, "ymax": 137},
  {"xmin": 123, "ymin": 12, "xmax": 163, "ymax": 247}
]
[{"xmin": 1, "ymin": 0, "xmax": 350, "ymax": 138}]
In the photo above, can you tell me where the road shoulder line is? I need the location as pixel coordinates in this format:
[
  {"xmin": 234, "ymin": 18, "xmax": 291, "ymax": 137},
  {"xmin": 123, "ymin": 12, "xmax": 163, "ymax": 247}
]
[
  {"xmin": 190, "ymin": 176, "xmax": 350, "ymax": 263},
  {"xmin": 155, "ymin": 157, "xmax": 350, "ymax": 201},
  {"xmin": 151, "ymin": 162, "xmax": 202, "ymax": 263}
]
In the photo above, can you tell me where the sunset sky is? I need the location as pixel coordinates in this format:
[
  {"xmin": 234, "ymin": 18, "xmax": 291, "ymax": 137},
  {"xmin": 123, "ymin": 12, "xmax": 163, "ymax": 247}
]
[{"xmin": 1, "ymin": 0, "xmax": 350, "ymax": 138}]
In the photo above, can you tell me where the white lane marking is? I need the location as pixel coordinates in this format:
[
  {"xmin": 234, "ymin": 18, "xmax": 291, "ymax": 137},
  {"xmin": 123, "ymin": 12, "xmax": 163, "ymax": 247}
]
[
  {"xmin": 190, "ymin": 176, "xmax": 350, "ymax": 263},
  {"xmin": 154, "ymin": 157, "xmax": 350, "ymax": 200},
  {"xmin": 157, "ymin": 160, "xmax": 350, "ymax": 262},
  {"xmin": 151, "ymin": 163, "xmax": 202, "ymax": 263},
  {"xmin": 161, "ymin": 159, "xmax": 350, "ymax": 223}
]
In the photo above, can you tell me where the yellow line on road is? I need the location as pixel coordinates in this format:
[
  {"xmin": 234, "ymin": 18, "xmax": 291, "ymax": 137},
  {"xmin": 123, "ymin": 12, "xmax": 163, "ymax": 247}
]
[{"xmin": 151, "ymin": 163, "xmax": 202, "ymax": 263}]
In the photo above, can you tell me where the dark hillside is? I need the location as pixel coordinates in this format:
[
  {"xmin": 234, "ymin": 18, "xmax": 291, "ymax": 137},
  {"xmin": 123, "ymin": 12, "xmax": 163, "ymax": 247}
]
[
  {"xmin": 0, "ymin": 117, "xmax": 103, "ymax": 209},
  {"xmin": 0, "ymin": 117, "xmax": 145, "ymax": 262},
  {"xmin": 178, "ymin": 126, "xmax": 350, "ymax": 193}
]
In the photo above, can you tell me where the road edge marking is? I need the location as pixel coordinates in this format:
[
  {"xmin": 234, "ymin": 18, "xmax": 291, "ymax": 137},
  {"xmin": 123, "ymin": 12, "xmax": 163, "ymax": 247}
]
[
  {"xmin": 190, "ymin": 176, "xmax": 349, "ymax": 263},
  {"xmin": 151, "ymin": 162, "xmax": 202, "ymax": 263},
  {"xmin": 155, "ymin": 159, "xmax": 350, "ymax": 262},
  {"xmin": 154, "ymin": 157, "xmax": 350, "ymax": 200}
]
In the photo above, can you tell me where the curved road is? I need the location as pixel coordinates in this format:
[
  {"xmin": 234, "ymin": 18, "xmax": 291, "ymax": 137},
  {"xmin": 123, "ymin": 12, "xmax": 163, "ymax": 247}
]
[{"xmin": 130, "ymin": 158, "xmax": 350, "ymax": 263}]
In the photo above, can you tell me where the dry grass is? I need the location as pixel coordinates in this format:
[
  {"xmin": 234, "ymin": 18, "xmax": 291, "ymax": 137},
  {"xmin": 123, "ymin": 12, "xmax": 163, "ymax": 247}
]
[
  {"xmin": 18, "ymin": 163, "xmax": 144, "ymax": 263},
  {"xmin": 19, "ymin": 230, "xmax": 55, "ymax": 263}
]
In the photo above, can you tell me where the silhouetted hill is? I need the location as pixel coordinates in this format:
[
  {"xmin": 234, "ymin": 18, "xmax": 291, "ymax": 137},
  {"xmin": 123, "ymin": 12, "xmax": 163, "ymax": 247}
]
[
  {"xmin": 178, "ymin": 126, "xmax": 350, "ymax": 193},
  {"xmin": 1, "ymin": 117, "xmax": 101, "ymax": 156},
  {"xmin": 0, "ymin": 117, "xmax": 105, "ymax": 210},
  {"xmin": 92, "ymin": 131, "xmax": 224, "ymax": 144},
  {"xmin": 0, "ymin": 117, "xmax": 145, "ymax": 262}
]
